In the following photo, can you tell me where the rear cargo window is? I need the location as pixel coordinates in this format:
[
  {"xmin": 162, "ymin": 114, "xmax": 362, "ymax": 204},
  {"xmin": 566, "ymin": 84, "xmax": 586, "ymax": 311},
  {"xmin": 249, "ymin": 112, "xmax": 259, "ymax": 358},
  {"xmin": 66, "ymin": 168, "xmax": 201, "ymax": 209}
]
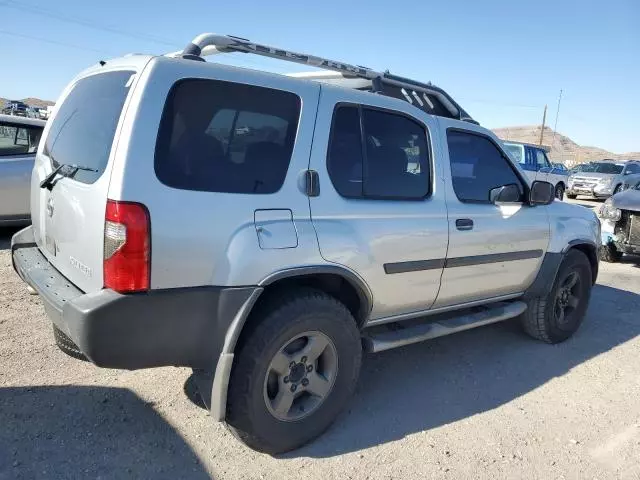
[
  {"xmin": 43, "ymin": 71, "xmax": 134, "ymax": 184},
  {"xmin": 155, "ymin": 79, "xmax": 301, "ymax": 194}
]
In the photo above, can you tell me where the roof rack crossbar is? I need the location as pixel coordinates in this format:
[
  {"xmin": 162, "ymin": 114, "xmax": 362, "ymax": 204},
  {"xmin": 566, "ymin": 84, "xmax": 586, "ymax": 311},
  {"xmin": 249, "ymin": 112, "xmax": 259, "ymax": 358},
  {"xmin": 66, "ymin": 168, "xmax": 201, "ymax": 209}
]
[{"xmin": 172, "ymin": 33, "xmax": 475, "ymax": 123}]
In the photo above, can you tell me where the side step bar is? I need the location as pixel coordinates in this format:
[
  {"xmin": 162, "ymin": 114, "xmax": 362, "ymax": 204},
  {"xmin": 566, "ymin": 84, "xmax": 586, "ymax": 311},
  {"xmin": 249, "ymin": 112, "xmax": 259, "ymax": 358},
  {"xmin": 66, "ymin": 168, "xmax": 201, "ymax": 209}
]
[{"xmin": 362, "ymin": 301, "xmax": 527, "ymax": 353}]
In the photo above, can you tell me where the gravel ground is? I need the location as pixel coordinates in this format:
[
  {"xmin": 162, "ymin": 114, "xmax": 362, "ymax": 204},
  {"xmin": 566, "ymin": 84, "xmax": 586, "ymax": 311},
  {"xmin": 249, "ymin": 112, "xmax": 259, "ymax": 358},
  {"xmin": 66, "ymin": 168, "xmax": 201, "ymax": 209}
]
[{"xmin": 1, "ymin": 199, "xmax": 640, "ymax": 480}]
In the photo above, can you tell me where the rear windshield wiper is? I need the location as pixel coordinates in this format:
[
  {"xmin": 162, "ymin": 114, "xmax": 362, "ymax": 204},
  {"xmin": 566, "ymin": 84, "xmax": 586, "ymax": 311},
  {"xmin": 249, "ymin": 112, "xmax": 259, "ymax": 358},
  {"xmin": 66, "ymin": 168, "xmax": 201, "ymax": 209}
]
[{"xmin": 40, "ymin": 163, "xmax": 98, "ymax": 190}]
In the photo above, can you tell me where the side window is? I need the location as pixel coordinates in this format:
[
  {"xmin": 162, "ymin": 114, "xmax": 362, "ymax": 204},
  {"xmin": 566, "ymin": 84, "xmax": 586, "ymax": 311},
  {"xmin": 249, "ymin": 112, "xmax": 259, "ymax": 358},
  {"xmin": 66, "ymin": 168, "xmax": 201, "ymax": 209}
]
[
  {"xmin": 535, "ymin": 150, "xmax": 550, "ymax": 169},
  {"xmin": 327, "ymin": 106, "xmax": 363, "ymax": 197},
  {"xmin": 624, "ymin": 164, "xmax": 639, "ymax": 174},
  {"xmin": 0, "ymin": 123, "xmax": 43, "ymax": 156},
  {"xmin": 327, "ymin": 105, "xmax": 430, "ymax": 199},
  {"xmin": 447, "ymin": 130, "xmax": 524, "ymax": 203},
  {"xmin": 155, "ymin": 79, "xmax": 301, "ymax": 194}
]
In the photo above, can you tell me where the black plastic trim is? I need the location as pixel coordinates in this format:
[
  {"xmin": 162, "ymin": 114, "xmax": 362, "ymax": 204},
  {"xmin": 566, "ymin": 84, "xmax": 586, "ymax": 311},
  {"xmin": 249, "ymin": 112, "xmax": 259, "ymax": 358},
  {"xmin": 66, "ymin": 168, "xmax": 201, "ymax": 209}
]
[
  {"xmin": 445, "ymin": 249, "xmax": 543, "ymax": 268},
  {"xmin": 523, "ymin": 252, "xmax": 563, "ymax": 299},
  {"xmin": 384, "ymin": 259, "xmax": 445, "ymax": 274},
  {"xmin": 260, "ymin": 265, "xmax": 373, "ymax": 318},
  {"xmin": 11, "ymin": 235, "xmax": 258, "ymax": 370}
]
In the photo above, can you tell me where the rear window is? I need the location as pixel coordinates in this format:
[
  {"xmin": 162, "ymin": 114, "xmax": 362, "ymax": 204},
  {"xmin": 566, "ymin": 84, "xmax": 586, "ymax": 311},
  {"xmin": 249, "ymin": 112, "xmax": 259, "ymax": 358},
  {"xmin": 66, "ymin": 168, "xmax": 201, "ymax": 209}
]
[
  {"xmin": 155, "ymin": 79, "xmax": 301, "ymax": 194},
  {"xmin": 44, "ymin": 71, "xmax": 134, "ymax": 184}
]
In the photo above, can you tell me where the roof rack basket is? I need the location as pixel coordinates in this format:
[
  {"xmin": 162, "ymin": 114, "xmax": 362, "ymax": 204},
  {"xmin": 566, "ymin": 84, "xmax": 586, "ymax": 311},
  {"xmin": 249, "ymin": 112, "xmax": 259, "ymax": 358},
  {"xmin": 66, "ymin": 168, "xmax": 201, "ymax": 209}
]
[{"xmin": 168, "ymin": 33, "xmax": 477, "ymax": 124}]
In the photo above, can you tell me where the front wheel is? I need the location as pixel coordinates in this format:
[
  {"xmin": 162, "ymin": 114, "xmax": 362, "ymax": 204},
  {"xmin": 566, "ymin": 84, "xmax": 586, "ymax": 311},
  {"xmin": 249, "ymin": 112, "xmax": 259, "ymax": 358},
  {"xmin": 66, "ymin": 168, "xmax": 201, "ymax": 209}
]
[
  {"xmin": 555, "ymin": 184, "xmax": 565, "ymax": 200},
  {"xmin": 226, "ymin": 289, "xmax": 362, "ymax": 454},
  {"xmin": 521, "ymin": 249, "xmax": 592, "ymax": 344}
]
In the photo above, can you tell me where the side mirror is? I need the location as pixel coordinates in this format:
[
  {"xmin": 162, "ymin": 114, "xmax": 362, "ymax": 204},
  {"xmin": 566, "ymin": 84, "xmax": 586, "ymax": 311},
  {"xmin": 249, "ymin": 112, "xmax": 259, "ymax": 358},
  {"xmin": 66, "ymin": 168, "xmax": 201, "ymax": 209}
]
[
  {"xmin": 530, "ymin": 180, "xmax": 555, "ymax": 205},
  {"xmin": 624, "ymin": 170, "xmax": 632, "ymax": 175},
  {"xmin": 490, "ymin": 183, "xmax": 522, "ymax": 204}
]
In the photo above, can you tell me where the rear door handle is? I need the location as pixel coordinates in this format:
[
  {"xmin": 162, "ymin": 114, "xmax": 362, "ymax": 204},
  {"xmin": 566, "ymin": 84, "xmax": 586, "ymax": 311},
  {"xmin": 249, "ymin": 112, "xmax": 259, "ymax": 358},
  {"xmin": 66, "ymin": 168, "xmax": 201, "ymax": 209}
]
[{"xmin": 455, "ymin": 218, "xmax": 474, "ymax": 231}]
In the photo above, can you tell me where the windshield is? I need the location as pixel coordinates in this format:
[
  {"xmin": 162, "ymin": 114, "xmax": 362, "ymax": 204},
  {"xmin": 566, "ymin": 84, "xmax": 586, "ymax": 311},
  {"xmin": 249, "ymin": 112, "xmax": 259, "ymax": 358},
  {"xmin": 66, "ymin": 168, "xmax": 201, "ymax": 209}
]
[{"xmin": 582, "ymin": 162, "xmax": 623, "ymax": 174}]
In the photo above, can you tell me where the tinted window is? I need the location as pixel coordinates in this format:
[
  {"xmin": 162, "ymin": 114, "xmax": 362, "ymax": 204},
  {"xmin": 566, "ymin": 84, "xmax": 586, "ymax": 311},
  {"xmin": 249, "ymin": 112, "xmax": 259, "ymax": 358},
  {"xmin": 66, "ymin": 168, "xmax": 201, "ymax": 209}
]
[
  {"xmin": 327, "ymin": 106, "xmax": 363, "ymax": 197},
  {"xmin": 44, "ymin": 71, "xmax": 133, "ymax": 184},
  {"xmin": 327, "ymin": 105, "xmax": 430, "ymax": 200},
  {"xmin": 0, "ymin": 123, "xmax": 42, "ymax": 156},
  {"xmin": 624, "ymin": 163, "xmax": 639, "ymax": 174},
  {"xmin": 447, "ymin": 130, "xmax": 523, "ymax": 203},
  {"xmin": 155, "ymin": 79, "xmax": 301, "ymax": 194}
]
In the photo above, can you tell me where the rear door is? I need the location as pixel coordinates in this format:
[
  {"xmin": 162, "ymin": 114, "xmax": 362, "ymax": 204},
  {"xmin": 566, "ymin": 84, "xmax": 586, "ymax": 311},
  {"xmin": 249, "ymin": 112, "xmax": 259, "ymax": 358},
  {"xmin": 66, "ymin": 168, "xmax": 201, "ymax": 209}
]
[
  {"xmin": 435, "ymin": 124, "xmax": 549, "ymax": 307},
  {"xmin": 31, "ymin": 66, "xmax": 142, "ymax": 293},
  {"xmin": 309, "ymin": 87, "xmax": 448, "ymax": 321},
  {"xmin": 0, "ymin": 121, "xmax": 42, "ymax": 219}
]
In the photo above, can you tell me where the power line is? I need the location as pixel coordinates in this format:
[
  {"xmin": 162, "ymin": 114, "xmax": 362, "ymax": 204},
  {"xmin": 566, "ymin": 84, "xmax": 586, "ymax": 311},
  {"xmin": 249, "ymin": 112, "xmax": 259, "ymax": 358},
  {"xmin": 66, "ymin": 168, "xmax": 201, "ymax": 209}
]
[
  {"xmin": 0, "ymin": 0, "xmax": 180, "ymax": 47},
  {"xmin": 0, "ymin": 29, "xmax": 116, "ymax": 55}
]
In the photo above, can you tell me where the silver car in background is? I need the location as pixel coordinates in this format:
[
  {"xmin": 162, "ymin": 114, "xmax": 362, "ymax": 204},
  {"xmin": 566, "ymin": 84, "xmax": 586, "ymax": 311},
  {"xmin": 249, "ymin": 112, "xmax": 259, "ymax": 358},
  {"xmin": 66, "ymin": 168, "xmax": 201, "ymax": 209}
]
[
  {"xmin": 0, "ymin": 114, "xmax": 46, "ymax": 225},
  {"xmin": 567, "ymin": 160, "xmax": 640, "ymax": 199}
]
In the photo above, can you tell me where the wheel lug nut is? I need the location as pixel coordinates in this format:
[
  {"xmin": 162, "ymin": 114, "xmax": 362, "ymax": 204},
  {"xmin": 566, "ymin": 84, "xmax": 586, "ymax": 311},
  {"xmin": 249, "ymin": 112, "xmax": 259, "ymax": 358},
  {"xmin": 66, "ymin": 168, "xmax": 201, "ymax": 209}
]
[
  {"xmin": 301, "ymin": 378, "xmax": 309, "ymax": 387},
  {"xmin": 289, "ymin": 361, "xmax": 296, "ymax": 369},
  {"xmin": 306, "ymin": 365, "xmax": 313, "ymax": 372},
  {"xmin": 301, "ymin": 356, "xmax": 307, "ymax": 363},
  {"xmin": 290, "ymin": 384, "xmax": 297, "ymax": 392},
  {"xmin": 283, "ymin": 376, "xmax": 289, "ymax": 384}
]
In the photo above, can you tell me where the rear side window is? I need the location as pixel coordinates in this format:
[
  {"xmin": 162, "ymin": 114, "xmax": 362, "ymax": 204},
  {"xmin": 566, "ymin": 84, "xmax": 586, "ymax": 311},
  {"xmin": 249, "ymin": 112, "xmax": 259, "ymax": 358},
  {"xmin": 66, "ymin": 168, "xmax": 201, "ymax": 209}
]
[
  {"xmin": 155, "ymin": 79, "xmax": 301, "ymax": 194},
  {"xmin": 447, "ymin": 130, "xmax": 524, "ymax": 203},
  {"xmin": 327, "ymin": 105, "xmax": 430, "ymax": 199},
  {"xmin": 0, "ymin": 123, "xmax": 43, "ymax": 156},
  {"xmin": 44, "ymin": 71, "xmax": 133, "ymax": 184}
]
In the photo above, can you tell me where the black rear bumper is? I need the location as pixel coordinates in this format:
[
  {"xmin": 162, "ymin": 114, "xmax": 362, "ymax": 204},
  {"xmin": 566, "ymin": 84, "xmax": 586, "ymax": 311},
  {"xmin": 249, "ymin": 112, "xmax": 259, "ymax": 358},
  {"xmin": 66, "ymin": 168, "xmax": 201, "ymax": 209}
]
[{"xmin": 11, "ymin": 226, "xmax": 258, "ymax": 370}]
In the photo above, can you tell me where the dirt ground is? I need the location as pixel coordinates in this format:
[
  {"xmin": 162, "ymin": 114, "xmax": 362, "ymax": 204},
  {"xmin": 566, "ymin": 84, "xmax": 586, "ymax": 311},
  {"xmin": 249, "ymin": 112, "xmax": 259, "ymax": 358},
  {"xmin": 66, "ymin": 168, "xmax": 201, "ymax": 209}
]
[{"xmin": 1, "ymin": 199, "xmax": 639, "ymax": 480}]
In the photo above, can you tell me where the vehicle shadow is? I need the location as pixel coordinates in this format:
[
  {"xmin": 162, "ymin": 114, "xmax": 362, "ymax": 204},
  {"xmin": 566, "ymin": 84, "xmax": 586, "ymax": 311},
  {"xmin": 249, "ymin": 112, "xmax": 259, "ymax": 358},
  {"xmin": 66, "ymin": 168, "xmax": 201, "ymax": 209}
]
[
  {"xmin": 0, "ymin": 227, "xmax": 20, "ymax": 251},
  {"xmin": 0, "ymin": 386, "xmax": 212, "ymax": 479},
  {"xmin": 289, "ymin": 284, "xmax": 640, "ymax": 458}
]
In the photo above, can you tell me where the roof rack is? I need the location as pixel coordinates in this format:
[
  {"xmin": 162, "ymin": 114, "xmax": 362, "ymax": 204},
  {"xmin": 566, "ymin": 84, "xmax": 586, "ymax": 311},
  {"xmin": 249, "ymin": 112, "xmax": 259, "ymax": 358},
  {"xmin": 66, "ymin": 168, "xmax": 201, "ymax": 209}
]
[{"xmin": 168, "ymin": 33, "xmax": 477, "ymax": 124}]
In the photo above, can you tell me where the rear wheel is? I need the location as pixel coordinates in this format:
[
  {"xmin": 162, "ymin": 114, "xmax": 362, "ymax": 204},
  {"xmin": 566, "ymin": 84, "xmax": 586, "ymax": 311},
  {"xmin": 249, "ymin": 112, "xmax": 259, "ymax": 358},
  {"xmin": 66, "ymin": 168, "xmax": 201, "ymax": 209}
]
[
  {"xmin": 555, "ymin": 184, "xmax": 565, "ymax": 200},
  {"xmin": 226, "ymin": 289, "xmax": 361, "ymax": 454},
  {"xmin": 521, "ymin": 249, "xmax": 592, "ymax": 344},
  {"xmin": 599, "ymin": 243, "xmax": 622, "ymax": 263}
]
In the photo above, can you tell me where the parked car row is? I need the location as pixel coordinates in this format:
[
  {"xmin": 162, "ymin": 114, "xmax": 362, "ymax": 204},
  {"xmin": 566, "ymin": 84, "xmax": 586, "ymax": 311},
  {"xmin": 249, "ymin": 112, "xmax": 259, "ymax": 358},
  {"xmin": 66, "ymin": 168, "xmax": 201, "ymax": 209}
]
[{"xmin": 2, "ymin": 101, "xmax": 51, "ymax": 119}]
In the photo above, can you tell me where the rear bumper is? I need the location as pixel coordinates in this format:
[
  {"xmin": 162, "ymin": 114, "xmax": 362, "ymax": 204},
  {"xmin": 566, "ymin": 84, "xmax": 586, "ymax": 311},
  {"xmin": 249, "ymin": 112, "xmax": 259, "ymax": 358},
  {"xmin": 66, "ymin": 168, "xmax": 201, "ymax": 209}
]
[{"xmin": 11, "ymin": 226, "xmax": 259, "ymax": 370}]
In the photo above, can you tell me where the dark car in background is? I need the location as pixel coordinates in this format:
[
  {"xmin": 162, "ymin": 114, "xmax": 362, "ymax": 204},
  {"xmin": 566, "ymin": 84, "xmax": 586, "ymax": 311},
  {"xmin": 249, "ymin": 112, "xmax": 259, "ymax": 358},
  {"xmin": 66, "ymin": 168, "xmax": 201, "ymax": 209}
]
[{"xmin": 2, "ymin": 100, "xmax": 29, "ymax": 117}]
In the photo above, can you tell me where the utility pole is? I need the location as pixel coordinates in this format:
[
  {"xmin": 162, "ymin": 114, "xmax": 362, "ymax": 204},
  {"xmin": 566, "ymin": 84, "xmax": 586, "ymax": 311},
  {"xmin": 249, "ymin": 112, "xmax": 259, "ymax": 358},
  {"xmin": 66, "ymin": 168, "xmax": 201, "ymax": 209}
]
[
  {"xmin": 539, "ymin": 104, "xmax": 547, "ymax": 146},
  {"xmin": 551, "ymin": 89, "xmax": 563, "ymax": 148}
]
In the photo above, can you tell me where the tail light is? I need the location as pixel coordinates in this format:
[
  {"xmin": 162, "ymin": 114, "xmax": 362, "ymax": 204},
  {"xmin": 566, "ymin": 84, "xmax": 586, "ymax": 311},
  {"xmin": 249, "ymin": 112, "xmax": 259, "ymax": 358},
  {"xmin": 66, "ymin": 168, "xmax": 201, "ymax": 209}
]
[{"xmin": 104, "ymin": 199, "xmax": 150, "ymax": 292}]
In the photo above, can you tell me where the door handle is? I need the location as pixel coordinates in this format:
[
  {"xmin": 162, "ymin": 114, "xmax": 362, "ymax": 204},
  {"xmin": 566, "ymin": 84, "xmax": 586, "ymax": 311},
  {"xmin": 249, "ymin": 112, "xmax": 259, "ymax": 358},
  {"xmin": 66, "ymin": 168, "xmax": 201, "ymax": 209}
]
[{"xmin": 455, "ymin": 218, "xmax": 474, "ymax": 231}]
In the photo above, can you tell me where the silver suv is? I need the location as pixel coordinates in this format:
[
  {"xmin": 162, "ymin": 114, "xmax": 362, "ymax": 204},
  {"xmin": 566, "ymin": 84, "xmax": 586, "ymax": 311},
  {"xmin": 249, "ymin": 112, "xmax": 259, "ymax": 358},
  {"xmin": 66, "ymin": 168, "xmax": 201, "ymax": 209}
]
[
  {"xmin": 567, "ymin": 160, "xmax": 640, "ymax": 199},
  {"xmin": 12, "ymin": 34, "xmax": 601, "ymax": 454}
]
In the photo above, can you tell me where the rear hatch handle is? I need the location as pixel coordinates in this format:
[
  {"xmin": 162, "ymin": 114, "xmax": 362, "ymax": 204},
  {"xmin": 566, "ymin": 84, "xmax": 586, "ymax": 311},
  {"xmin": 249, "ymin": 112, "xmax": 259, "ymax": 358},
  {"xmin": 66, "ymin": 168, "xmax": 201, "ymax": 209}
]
[{"xmin": 40, "ymin": 163, "xmax": 98, "ymax": 190}]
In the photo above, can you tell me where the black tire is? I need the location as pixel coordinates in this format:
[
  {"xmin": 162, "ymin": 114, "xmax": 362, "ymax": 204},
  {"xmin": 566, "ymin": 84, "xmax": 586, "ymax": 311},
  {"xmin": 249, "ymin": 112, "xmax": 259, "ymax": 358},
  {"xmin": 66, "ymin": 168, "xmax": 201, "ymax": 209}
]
[
  {"xmin": 555, "ymin": 184, "xmax": 565, "ymax": 200},
  {"xmin": 520, "ymin": 249, "xmax": 592, "ymax": 344},
  {"xmin": 599, "ymin": 243, "xmax": 622, "ymax": 263},
  {"xmin": 53, "ymin": 325, "xmax": 88, "ymax": 361},
  {"xmin": 226, "ymin": 289, "xmax": 362, "ymax": 454},
  {"xmin": 566, "ymin": 193, "xmax": 577, "ymax": 199}
]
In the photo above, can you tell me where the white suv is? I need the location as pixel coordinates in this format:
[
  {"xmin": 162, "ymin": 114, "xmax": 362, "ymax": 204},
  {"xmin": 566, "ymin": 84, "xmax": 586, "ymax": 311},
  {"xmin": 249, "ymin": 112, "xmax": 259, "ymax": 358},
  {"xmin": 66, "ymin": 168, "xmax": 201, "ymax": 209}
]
[{"xmin": 12, "ymin": 33, "xmax": 600, "ymax": 454}]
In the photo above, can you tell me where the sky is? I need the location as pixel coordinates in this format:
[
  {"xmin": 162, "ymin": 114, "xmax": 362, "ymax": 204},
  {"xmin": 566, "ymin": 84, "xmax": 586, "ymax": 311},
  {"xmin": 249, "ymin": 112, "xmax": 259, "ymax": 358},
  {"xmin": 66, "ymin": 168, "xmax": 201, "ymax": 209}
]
[{"xmin": 1, "ymin": 0, "xmax": 638, "ymax": 153}]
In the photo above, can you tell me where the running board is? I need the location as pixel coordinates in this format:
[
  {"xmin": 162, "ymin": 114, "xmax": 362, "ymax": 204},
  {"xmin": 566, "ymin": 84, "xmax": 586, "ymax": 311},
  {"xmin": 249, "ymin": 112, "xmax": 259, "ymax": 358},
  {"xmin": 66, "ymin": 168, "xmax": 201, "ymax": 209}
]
[{"xmin": 362, "ymin": 301, "xmax": 527, "ymax": 353}]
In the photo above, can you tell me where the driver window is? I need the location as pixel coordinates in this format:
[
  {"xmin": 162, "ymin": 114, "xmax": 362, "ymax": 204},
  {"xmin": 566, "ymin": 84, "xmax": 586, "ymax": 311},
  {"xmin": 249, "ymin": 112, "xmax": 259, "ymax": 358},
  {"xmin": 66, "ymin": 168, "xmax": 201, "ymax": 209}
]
[{"xmin": 447, "ymin": 130, "xmax": 524, "ymax": 203}]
